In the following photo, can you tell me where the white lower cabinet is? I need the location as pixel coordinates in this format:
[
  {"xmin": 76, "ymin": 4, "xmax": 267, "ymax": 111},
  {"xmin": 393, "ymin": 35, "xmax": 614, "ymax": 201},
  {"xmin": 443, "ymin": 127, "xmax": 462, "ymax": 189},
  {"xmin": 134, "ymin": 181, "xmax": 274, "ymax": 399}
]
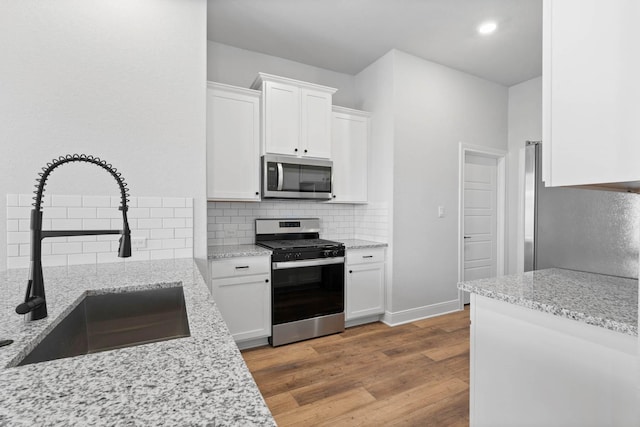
[
  {"xmin": 345, "ymin": 248, "xmax": 385, "ymax": 324},
  {"xmin": 209, "ymin": 256, "xmax": 271, "ymax": 346}
]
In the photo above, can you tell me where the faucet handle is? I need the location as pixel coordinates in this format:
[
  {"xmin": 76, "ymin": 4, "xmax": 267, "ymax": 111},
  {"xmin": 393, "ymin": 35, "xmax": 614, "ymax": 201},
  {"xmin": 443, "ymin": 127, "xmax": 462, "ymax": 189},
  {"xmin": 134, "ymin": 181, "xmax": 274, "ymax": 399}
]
[{"xmin": 15, "ymin": 296, "xmax": 46, "ymax": 315}]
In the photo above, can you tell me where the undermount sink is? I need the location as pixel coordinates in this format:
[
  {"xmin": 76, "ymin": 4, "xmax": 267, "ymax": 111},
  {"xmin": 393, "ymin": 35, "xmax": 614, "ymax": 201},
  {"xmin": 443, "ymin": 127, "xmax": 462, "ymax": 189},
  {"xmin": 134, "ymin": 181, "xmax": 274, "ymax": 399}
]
[{"xmin": 17, "ymin": 286, "xmax": 191, "ymax": 366}]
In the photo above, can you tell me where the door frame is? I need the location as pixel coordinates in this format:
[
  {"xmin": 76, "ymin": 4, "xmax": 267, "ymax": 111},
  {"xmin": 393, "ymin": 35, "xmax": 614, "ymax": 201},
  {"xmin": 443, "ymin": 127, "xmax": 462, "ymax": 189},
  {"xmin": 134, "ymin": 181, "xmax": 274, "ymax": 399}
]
[{"xmin": 457, "ymin": 143, "xmax": 507, "ymax": 309}]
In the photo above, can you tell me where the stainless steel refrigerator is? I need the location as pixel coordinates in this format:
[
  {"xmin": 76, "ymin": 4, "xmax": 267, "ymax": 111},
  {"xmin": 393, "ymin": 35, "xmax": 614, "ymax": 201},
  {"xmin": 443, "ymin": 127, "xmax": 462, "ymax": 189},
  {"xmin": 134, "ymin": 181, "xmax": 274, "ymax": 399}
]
[{"xmin": 524, "ymin": 141, "xmax": 640, "ymax": 279}]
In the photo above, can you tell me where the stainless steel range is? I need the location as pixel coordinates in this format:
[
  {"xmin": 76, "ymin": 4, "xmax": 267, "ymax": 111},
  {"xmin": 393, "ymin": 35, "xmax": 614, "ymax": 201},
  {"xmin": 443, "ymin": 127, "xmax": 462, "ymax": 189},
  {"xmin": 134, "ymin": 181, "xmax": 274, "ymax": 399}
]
[{"xmin": 255, "ymin": 218, "xmax": 345, "ymax": 346}]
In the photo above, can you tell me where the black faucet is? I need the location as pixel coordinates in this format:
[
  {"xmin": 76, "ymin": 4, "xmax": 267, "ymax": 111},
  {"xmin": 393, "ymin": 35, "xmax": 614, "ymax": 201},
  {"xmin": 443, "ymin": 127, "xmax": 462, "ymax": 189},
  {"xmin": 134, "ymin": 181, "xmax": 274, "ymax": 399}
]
[{"xmin": 15, "ymin": 154, "xmax": 131, "ymax": 321}]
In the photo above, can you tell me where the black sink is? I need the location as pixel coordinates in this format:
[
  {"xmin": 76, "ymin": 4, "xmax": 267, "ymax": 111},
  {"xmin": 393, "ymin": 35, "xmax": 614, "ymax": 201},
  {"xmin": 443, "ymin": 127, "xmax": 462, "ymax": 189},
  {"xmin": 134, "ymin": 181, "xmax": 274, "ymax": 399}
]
[{"xmin": 17, "ymin": 286, "xmax": 191, "ymax": 366}]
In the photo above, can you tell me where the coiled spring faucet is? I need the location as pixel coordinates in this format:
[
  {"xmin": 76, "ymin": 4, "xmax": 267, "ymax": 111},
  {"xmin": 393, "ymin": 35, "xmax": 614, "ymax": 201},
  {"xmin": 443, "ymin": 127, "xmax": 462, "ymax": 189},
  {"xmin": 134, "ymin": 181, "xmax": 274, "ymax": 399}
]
[{"xmin": 15, "ymin": 154, "xmax": 132, "ymax": 321}]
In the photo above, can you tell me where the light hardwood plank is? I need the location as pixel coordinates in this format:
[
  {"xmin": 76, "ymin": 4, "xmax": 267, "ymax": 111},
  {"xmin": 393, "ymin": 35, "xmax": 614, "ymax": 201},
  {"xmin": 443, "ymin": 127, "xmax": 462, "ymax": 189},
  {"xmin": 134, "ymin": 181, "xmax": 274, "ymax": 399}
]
[{"xmin": 242, "ymin": 307, "xmax": 471, "ymax": 426}]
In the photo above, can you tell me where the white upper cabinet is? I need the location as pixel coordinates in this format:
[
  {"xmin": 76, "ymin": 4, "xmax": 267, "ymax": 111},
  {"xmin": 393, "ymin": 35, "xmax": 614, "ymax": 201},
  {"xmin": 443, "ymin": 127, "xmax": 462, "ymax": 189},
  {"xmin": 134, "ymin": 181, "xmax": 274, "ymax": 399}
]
[
  {"xmin": 206, "ymin": 82, "xmax": 261, "ymax": 201},
  {"xmin": 252, "ymin": 73, "xmax": 336, "ymax": 159},
  {"xmin": 331, "ymin": 106, "xmax": 370, "ymax": 203},
  {"xmin": 542, "ymin": 0, "xmax": 640, "ymax": 189}
]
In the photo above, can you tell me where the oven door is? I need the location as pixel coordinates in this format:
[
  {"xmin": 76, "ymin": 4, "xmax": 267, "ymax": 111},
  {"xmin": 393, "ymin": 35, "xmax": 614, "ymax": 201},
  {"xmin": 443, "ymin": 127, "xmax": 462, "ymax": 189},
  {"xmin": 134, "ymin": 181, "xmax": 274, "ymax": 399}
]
[{"xmin": 271, "ymin": 257, "xmax": 344, "ymax": 325}]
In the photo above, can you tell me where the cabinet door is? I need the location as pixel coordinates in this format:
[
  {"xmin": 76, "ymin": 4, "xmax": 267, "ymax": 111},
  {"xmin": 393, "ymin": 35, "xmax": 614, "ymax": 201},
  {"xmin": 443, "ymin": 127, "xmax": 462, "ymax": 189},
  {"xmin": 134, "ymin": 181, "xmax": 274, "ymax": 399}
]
[
  {"xmin": 331, "ymin": 110, "xmax": 369, "ymax": 203},
  {"xmin": 264, "ymin": 81, "xmax": 300, "ymax": 156},
  {"xmin": 211, "ymin": 274, "xmax": 271, "ymax": 342},
  {"xmin": 300, "ymin": 88, "xmax": 332, "ymax": 159},
  {"xmin": 543, "ymin": 0, "xmax": 640, "ymax": 187},
  {"xmin": 346, "ymin": 263, "xmax": 385, "ymax": 321},
  {"xmin": 207, "ymin": 84, "xmax": 261, "ymax": 201}
]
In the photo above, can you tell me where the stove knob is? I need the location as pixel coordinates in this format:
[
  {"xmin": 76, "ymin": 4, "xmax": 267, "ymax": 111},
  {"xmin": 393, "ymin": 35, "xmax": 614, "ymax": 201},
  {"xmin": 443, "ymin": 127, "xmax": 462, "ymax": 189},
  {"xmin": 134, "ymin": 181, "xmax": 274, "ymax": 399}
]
[
  {"xmin": 332, "ymin": 250, "xmax": 340, "ymax": 257},
  {"xmin": 323, "ymin": 250, "xmax": 331, "ymax": 258}
]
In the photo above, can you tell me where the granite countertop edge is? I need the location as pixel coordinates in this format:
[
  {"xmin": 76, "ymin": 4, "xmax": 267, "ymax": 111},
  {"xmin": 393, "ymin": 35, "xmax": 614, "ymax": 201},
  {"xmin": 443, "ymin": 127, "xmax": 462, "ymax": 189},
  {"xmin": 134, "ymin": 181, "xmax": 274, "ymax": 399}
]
[
  {"xmin": 208, "ymin": 244, "xmax": 272, "ymax": 259},
  {"xmin": 458, "ymin": 269, "xmax": 638, "ymax": 337}
]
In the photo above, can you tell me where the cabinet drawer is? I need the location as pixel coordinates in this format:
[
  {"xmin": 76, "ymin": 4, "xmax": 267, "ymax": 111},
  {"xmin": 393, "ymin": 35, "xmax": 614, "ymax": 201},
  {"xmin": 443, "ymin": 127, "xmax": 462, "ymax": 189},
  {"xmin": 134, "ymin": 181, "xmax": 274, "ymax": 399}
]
[
  {"xmin": 346, "ymin": 248, "xmax": 385, "ymax": 265},
  {"xmin": 210, "ymin": 256, "xmax": 270, "ymax": 279}
]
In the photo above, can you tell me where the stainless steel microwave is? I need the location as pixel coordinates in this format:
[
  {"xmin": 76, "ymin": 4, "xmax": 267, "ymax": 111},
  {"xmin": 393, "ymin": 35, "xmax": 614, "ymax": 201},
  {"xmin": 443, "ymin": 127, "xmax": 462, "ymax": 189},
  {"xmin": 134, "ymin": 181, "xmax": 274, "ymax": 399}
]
[{"xmin": 262, "ymin": 154, "xmax": 332, "ymax": 200}]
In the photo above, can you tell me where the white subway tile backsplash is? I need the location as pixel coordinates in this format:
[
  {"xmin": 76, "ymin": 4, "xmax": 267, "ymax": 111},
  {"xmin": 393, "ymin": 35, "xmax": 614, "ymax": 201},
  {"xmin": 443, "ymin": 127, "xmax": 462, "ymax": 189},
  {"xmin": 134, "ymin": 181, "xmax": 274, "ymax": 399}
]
[
  {"xmin": 7, "ymin": 232, "xmax": 29, "ymax": 244},
  {"xmin": 67, "ymin": 207, "xmax": 96, "ymax": 219},
  {"xmin": 8, "ymin": 256, "xmax": 29, "ymax": 269},
  {"xmin": 19, "ymin": 194, "xmax": 34, "ymax": 207},
  {"xmin": 206, "ymin": 200, "xmax": 389, "ymax": 246},
  {"xmin": 68, "ymin": 253, "xmax": 97, "ymax": 265},
  {"xmin": 175, "ymin": 228, "xmax": 193, "ymax": 238},
  {"xmin": 7, "ymin": 207, "xmax": 31, "ymax": 219},
  {"xmin": 138, "ymin": 197, "xmax": 162, "ymax": 208},
  {"xmin": 150, "ymin": 208, "xmax": 173, "ymax": 218},
  {"xmin": 52, "ymin": 242, "xmax": 82, "ymax": 255},
  {"xmin": 7, "ymin": 220, "xmax": 20, "ymax": 232},
  {"xmin": 51, "ymin": 195, "xmax": 82, "ymax": 207},
  {"xmin": 174, "ymin": 208, "xmax": 192, "ymax": 218},
  {"xmin": 163, "ymin": 197, "xmax": 186, "ymax": 208},
  {"xmin": 97, "ymin": 207, "xmax": 121, "ymax": 219},
  {"xmin": 150, "ymin": 249, "xmax": 174, "ymax": 260},
  {"xmin": 163, "ymin": 218, "xmax": 185, "ymax": 229},
  {"xmin": 151, "ymin": 229, "xmax": 173, "ymax": 239},
  {"xmin": 83, "ymin": 195, "xmax": 111, "ymax": 207},
  {"xmin": 7, "ymin": 194, "xmax": 193, "ymax": 268},
  {"xmin": 162, "ymin": 239, "xmax": 185, "ymax": 249},
  {"xmin": 174, "ymin": 248, "xmax": 193, "ymax": 258},
  {"xmin": 138, "ymin": 218, "xmax": 162, "ymax": 229},
  {"xmin": 7, "ymin": 244, "xmax": 19, "ymax": 257},
  {"xmin": 43, "ymin": 207, "xmax": 67, "ymax": 219},
  {"xmin": 42, "ymin": 254, "xmax": 68, "ymax": 267},
  {"xmin": 6, "ymin": 194, "xmax": 18, "ymax": 207},
  {"xmin": 128, "ymin": 208, "xmax": 150, "ymax": 218},
  {"xmin": 83, "ymin": 241, "xmax": 112, "ymax": 253}
]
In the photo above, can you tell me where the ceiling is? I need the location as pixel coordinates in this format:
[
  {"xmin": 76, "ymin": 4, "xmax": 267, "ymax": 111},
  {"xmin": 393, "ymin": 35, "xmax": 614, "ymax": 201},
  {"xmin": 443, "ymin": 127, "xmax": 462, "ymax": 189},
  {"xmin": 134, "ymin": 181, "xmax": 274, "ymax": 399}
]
[{"xmin": 207, "ymin": 0, "xmax": 542, "ymax": 87}]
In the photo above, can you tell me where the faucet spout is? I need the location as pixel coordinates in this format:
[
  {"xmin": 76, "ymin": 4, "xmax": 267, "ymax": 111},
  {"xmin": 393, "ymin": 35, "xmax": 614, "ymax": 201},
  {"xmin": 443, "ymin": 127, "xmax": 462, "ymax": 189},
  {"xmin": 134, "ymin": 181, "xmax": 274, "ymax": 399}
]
[{"xmin": 16, "ymin": 154, "xmax": 131, "ymax": 321}]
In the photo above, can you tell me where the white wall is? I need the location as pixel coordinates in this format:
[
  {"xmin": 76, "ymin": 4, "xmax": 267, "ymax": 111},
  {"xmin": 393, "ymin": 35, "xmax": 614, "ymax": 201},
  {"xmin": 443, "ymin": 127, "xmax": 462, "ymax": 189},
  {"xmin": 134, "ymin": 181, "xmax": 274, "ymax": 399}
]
[
  {"xmin": 391, "ymin": 50, "xmax": 508, "ymax": 315},
  {"xmin": 0, "ymin": 0, "xmax": 208, "ymax": 271},
  {"xmin": 207, "ymin": 41, "xmax": 357, "ymax": 108},
  {"xmin": 355, "ymin": 49, "xmax": 509, "ymax": 322},
  {"xmin": 354, "ymin": 51, "xmax": 397, "ymax": 315},
  {"xmin": 507, "ymin": 77, "xmax": 542, "ymax": 274}
]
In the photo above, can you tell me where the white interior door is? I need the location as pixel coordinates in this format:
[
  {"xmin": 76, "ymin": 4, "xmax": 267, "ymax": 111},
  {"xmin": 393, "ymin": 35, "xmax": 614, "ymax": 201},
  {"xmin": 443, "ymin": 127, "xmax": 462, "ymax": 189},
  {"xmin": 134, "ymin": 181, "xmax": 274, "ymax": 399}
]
[{"xmin": 463, "ymin": 153, "xmax": 498, "ymax": 304}]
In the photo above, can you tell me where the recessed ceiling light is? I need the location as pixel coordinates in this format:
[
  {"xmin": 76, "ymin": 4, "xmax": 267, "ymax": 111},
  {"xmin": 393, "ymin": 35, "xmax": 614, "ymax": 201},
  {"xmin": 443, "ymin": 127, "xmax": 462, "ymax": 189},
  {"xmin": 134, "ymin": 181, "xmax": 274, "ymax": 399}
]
[{"xmin": 477, "ymin": 21, "xmax": 498, "ymax": 35}]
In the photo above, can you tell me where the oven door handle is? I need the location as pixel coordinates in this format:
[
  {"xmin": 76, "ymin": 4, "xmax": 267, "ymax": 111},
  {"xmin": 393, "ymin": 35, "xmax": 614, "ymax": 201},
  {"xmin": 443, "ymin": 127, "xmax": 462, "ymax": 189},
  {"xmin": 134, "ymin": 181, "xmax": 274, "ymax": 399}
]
[{"xmin": 272, "ymin": 257, "xmax": 345, "ymax": 270}]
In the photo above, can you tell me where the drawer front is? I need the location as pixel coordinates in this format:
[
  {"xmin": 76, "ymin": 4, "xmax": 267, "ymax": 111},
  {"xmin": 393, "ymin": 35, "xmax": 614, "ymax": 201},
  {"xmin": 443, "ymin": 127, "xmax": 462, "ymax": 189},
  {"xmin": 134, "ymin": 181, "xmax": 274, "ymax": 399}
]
[
  {"xmin": 346, "ymin": 248, "xmax": 385, "ymax": 265},
  {"xmin": 210, "ymin": 256, "xmax": 270, "ymax": 279}
]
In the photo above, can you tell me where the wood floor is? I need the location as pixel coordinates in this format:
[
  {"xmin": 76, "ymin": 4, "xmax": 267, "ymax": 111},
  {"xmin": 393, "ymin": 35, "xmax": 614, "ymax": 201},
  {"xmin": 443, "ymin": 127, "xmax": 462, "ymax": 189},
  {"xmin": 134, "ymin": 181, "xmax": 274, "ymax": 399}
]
[{"xmin": 241, "ymin": 307, "xmax": 470, "ymax": 426}]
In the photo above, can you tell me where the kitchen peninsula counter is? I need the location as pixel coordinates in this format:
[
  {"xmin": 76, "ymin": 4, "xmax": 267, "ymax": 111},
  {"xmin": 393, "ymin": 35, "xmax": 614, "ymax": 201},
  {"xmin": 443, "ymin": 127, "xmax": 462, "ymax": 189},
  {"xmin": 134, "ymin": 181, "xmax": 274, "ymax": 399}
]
[
  {"xmin": 458, "ymin": 268, "xmax": 638, "ymax": 426},
  {"xmin": 458, "ymin": 268, "xmax": 638, "ymax": 336},
  {"xmin": 0, "ymin": 259, "xmax": 275, "ymax": 426}
]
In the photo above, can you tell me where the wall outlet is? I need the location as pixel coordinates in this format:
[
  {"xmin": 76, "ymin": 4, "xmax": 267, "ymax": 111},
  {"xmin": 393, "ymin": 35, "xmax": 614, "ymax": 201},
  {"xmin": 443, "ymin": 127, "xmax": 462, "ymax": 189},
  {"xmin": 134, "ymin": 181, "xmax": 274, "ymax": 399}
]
[
  {"xmin": 132, "ymin": 237, "xmax": 147, "ymax": 249},
  {"xmin": 438, "ymin": 206, "xmax": 445, "ymax": 218}
]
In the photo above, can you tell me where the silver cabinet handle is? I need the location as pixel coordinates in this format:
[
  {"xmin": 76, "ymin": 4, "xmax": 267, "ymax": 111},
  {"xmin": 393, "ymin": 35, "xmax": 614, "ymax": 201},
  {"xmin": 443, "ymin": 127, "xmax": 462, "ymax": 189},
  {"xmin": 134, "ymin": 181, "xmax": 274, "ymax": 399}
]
[
  {"xmin": 464, "ymin": 236, "xmax": 471, "ymax": 239},
  {"xmin": 362, "ymin": 255, "xmax": 373, "ymax": 258},
  {"xmin": 235, "ymin": 266, "xmax": 249, "ymax": 269}
]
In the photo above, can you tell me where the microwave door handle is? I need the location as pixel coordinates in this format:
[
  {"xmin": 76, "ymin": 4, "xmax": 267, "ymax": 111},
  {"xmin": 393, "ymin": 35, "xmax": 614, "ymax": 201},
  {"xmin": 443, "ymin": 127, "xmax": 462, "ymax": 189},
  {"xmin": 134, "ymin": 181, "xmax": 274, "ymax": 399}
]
[{"xmin": 277, "ymin": 163, "xmax": 284, "ymax": 191}]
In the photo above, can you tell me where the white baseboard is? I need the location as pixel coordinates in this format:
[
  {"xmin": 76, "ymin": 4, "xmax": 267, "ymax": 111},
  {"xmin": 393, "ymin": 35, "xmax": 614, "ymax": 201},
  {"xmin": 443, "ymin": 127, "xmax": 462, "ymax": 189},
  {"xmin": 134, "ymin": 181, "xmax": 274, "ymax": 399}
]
[
  {"xmin": 235, "ymin": 337, "xmax": 269, "ymax": 350},
  {"xmin": 345, "ymin": 314, "xmax": 383, "ymax": 328},
  {"xmin": 382, "ymin": 299, "xmax": 461, "ymax": 326}
]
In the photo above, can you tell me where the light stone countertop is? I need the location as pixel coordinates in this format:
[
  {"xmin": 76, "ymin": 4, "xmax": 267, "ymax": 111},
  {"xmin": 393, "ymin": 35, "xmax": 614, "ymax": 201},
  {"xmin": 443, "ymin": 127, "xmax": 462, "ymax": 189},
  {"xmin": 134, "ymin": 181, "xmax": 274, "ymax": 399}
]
[
  {"xmin": 208, "ymin": 244, "xmax": 272, "ymax": 260},
  {"xmin": 0, "ymin": 259, "xmax": 275, "ymax": 426},
  {"xmin": 337, "ymin": 239, "xmax": 388, "ymax": 249},
  {"xmin": 458, "ymin": 268, "xmax": 638, "ymax": 336}
]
